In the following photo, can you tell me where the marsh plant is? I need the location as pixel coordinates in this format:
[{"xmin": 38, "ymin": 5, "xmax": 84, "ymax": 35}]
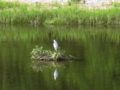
[
  {"xmin": 0, "ymin": 2, "xmax": 119, "ymax": 26},
  {"xmin": 0, "ymin": 0, "xmax": 27, "ymax": 9},
  {"xmin": 113, "ymin": 1, "xmax": 120, "ymax": 7},
  {"xmin": 52, "ymin": 49, "xmax": 65, "ymax": 60},
  {"xmin": 31, "ymin": 46, "xmax": 66, "ymax": 61},
  {"xmin": 31, "ymin": 46, "xmax": 52, "ymax": 59},
  {"xmin": 0, "ymin": 0, "xmax": 120, "ymax": 25}
]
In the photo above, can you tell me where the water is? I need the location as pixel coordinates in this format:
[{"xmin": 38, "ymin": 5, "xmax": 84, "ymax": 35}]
[{"xmin": 0, "ymin": 24, "xmax": 120, "ymax": 90}]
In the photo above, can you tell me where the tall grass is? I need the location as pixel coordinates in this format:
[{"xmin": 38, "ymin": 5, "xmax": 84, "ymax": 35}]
[
  {"xmin": 44, "ymin": 7, "xmax": 120, "ymax": 25},
  {"xmin": 0, "ymin": 1, "xmax": 120, "ymax": 25},
  {"xmin": 113, "ymin": 1, "xmax": 120, "ymax": 7},
  {"xmin": 0, "ymin": 0, "xmax": 27, "ymax": 9}
]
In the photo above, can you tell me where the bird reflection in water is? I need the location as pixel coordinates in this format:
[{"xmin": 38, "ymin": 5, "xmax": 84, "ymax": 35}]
[{"xmin": 54, "ymin": 68, "xmax": 59, "ymax": 80}]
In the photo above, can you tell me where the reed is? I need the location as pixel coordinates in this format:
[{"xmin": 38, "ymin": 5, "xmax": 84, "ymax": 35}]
[
  {"xmin": 0, "ymin": 1, "xmax": 120, "ymax": 25},
  {"xmin": 0, "ymin": 0, "xmax": 27, "ymax": 9},
  {"xmin": 113, "ymin": 1, "xmax": 120, "ymax": 7}
]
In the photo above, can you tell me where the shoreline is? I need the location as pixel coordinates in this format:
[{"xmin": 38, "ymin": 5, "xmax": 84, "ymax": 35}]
[{"xmin": 0, "ymin": 0, "xmax": 120, "ymax": 25}]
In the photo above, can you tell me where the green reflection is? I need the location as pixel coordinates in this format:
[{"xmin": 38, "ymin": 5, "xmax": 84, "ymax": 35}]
[
  {"xmin": 0, "ymin": 24, "xmax": 120, "ymax": 43},
  {"xmin": 0, "ymin": 24, "xmax": 120, "ymax": 90}
]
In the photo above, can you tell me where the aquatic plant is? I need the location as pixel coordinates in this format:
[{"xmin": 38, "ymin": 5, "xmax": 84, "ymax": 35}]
[{"xmin": 30, "ymin": 46, "xmax": 74, "ymax": 61}]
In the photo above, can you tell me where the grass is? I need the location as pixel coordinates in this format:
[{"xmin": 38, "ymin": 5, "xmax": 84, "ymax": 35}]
[
  {"xmin": 0, "ymin": 0, "xmax": 27, "ymax": 9},
  {"xmin": 31, "ymin": 45, "xmax": 66, "ymax": 61},
  {"xmin": 0, "ymin": 1, "xmax": 120, "ymax": 25},
  {"xmin": 113, "ymin": 1, "xmax": 120, "ymax": 7}
]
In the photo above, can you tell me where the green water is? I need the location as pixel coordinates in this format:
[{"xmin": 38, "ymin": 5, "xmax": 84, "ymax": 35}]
[{"xmin": 0, "ymin": 24, "xmax": 120, "ymax": 90}]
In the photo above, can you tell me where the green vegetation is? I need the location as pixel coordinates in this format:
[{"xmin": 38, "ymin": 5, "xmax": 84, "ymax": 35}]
[
  {"xmin": 113, "ymin": 1, "xmax": 120, "ymax": 7},
  {"xmin": 30, "ymin": 45, "xmax": 74, "ymax": 61},
  {"xmin": 0, "ymin": 0, "xmax": 27, "ymax": 9},
  {"xmin": 31, "ymin": 46, "xmax": 53, "ymax": 60},
  {"xmin": 0, "ymin": 1, "xmax": 120, "ymax": 25}
]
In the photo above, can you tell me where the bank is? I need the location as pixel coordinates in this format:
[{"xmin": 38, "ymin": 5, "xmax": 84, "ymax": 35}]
[{"xmin": 0, "ymin": 0, "xmax": 120, "ymax": 25}]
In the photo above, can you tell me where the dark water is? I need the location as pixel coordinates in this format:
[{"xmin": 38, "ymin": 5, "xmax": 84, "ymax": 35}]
[{"xmin": 0, "ymin": 24, "xmax": 120, "ymax": 90}]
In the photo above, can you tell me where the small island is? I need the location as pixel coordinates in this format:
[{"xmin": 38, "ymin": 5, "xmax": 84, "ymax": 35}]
[{"xmin": 30, "ymin": 46, "xmax": 75, "ymax": 61}]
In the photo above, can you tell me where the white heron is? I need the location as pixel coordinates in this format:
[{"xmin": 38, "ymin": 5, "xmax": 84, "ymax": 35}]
[
  {"xmin": 54, "ymin": 68, "xmax": 59, "ymax": 80},
  {"xmin": 53, "ymin": 40, "xmax": 58, "ymax": 51}
]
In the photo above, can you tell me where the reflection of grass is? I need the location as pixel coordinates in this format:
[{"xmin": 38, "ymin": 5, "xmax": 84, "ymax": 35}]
[
  {"xmin": 31, "ymin": 60, "xmax": 63, "ymax": 72},
  {"xmin": 0, "ymin": 25, "xmax": 120, "ymax": 43}
]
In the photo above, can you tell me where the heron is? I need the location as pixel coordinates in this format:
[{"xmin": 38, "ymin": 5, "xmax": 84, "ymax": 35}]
[{"xmin": 53, "ymin": 40, "xmax": 58, "ymax": 51}]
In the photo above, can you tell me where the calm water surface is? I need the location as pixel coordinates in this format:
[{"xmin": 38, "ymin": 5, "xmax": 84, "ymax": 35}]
[{"xmin": 0, "ymin": 25, "xmax": 120, "ymax": 90}]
